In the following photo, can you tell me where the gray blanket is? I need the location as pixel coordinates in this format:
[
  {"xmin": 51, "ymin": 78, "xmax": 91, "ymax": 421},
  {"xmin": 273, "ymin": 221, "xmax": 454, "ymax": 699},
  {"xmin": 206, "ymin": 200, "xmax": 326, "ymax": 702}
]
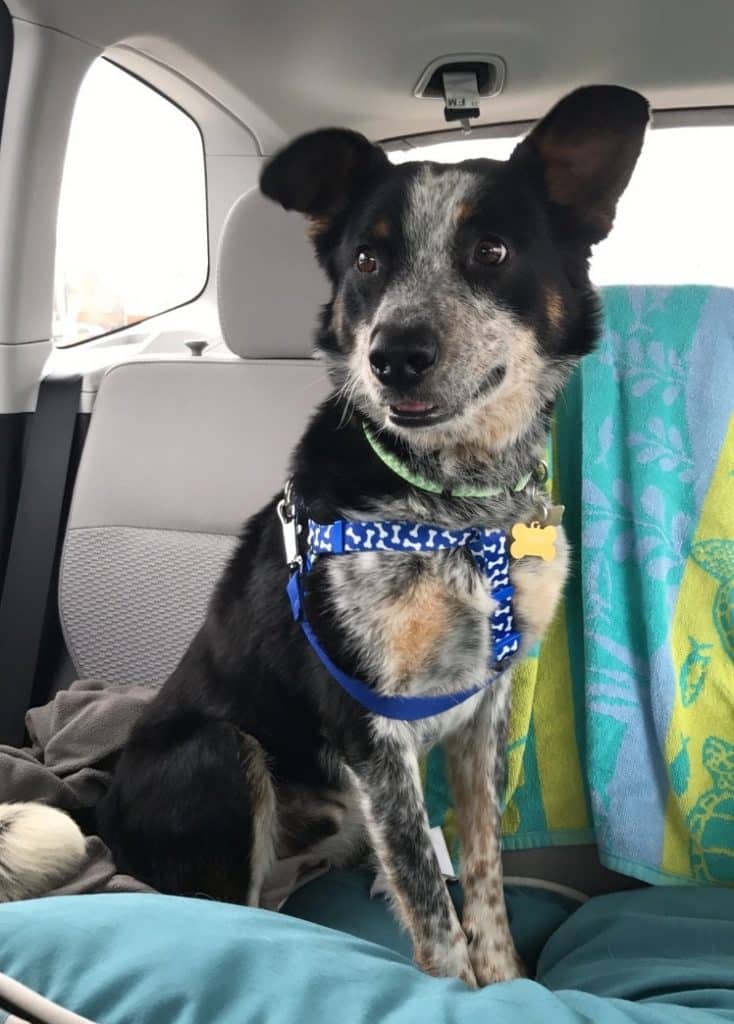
[
  {"xmin": 0, "ymin": 680, "xmax": 155, "ymax": 897},
  {"xmin": 0, "ymin": 681, "xmax": 331, "ymax": 907}
]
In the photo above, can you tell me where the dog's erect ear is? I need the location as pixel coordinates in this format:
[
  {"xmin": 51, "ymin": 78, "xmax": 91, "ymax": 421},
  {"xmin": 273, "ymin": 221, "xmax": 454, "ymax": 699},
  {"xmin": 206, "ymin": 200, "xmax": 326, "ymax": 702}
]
[
  {"xmin": 260, "ymin": 129, "xmax": 389, "ymax": 237},
  {"xmin": 511, "ymin": 85, "xmax": 649, "ymax": 244}
]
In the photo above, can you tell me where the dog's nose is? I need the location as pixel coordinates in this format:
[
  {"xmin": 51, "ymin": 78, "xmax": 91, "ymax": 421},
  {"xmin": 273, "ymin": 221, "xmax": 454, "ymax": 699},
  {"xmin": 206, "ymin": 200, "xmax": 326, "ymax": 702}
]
[{"xmin": 368, "ymin": 325, "xmax": 438, "ymax": 391}]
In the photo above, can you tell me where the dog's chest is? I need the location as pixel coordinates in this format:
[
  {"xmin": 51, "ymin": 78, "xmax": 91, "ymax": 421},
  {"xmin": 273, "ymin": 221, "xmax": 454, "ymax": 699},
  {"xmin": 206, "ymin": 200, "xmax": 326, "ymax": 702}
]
[
  {"xmin": 320, "ymin": 516, "xmax": 568, "ymax": 725},
  {"xmin": 323, "ymin": 544, "xmax": 493, "ymax": 698}
]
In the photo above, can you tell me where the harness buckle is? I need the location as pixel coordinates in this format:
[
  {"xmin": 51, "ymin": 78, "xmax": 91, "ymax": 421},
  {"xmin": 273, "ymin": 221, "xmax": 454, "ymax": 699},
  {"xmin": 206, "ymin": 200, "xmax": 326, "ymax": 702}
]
[{"xmin": 277, "ymin": 484, "xmax": 303, "ymax": 572}]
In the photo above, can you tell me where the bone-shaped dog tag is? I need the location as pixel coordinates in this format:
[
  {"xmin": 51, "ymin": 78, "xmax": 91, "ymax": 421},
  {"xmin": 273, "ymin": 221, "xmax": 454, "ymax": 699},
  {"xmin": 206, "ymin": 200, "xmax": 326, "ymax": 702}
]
[{"xmin": 510, "ymin": 521, "xmax": 557, "ymax": 561}]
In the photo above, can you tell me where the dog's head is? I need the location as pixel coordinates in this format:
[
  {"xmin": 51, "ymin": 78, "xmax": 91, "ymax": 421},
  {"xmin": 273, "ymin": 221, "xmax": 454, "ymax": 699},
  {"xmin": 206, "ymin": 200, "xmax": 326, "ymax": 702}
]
[{"xmin": 261, "ymin": 86, "xmax": 648, "ymax": 456}]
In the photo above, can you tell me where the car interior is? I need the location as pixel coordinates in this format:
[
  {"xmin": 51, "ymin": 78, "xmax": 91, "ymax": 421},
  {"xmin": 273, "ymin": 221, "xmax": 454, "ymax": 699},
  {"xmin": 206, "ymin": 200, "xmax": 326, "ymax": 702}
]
[{"xmin": 0, "ymin": 2, "xmax": 732, "ymax": 1022}]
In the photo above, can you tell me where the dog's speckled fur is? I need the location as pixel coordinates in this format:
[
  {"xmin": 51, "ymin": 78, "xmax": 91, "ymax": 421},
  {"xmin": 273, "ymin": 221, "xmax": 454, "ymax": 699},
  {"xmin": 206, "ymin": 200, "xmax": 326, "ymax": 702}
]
[{"xmin": 77, "ymin": 86, "xmax": 650, "ymax": 985}]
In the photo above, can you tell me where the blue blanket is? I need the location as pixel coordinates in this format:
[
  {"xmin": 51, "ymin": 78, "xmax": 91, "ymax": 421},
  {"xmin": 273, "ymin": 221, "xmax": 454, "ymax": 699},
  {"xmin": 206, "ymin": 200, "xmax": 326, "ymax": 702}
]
[{"xmin": 2, "ymin": 889, "xmax": 734, "ymax": 1022}]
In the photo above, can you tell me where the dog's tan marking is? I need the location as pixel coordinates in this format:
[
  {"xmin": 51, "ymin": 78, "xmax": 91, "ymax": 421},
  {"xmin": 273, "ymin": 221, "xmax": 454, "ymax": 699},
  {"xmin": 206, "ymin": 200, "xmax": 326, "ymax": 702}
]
[
  {"xmin": 455, "ymin": 202, "xmax": 474, "ymax": 223},
  {"xmin": 382, "ymin": 576, "xmax": 453, "ymax": 683},
  {"xmin": 545, "ymin": 286, "xmax": 565, "ymax": 330},
  {"xmin": 373, "ymin": 217, "xmax": 391, "ymax": 238},
  {"xmin": 307, "ymin": 214, "xmax": 331, "ymax": 238}
]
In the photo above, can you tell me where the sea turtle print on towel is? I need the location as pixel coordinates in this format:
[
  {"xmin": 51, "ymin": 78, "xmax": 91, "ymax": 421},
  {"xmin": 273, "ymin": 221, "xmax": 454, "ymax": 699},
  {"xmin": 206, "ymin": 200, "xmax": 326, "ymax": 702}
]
[
  {"xmin": 690, "ymin": 540, "xmax": 734, "ymax": 662},
  {"xmin": 687, "ymin": 737, "xmax": 734, "ymax": 883}
]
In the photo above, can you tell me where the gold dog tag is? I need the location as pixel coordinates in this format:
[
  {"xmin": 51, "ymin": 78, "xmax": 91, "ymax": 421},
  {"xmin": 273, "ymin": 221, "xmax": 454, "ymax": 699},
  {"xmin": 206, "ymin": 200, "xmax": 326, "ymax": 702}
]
[{"xmin": 510, "ymin": 521, "xmax": 557, "ymax": 561}]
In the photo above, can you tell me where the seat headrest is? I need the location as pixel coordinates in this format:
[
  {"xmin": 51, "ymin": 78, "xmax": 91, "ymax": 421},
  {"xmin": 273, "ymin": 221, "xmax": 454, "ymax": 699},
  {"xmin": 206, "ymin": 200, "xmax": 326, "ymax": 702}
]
[{"xmin": 217, "ymin": 188, "xmax": 331, "ymax": 359}]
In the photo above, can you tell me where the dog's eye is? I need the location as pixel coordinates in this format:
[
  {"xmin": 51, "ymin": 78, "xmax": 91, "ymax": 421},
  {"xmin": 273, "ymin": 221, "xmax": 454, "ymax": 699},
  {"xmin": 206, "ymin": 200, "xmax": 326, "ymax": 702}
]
[
  {"xmin": 356, "ymin": 249, "xmax": 378, "ymax": 274},
  {"xmin": 473, "ymin": 237, "xmax": 508, "ymax": 266}
]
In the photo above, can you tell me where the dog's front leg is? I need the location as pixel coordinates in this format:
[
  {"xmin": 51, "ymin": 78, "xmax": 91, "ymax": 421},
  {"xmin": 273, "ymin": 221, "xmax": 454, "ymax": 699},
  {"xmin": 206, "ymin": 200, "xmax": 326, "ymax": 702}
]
[
  {"xmin": 347, "ymin": 727, "xmax": 477, "ymax": 986},
  {"xmin": 445, "ymin": 679, "xmax": 524, "ymax": 985}
]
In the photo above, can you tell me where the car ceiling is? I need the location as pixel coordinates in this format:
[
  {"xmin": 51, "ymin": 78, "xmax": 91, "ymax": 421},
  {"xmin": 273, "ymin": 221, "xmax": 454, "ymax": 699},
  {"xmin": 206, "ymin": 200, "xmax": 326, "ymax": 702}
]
[{"xmin": 8, "ymin": 0, "xmax": 734, "ymax": 151}]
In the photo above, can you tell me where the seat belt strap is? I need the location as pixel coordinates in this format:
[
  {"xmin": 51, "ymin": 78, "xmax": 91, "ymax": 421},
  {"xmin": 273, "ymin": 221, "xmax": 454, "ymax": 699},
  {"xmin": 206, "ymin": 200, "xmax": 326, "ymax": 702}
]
[{"xmin": 0, "ymin": 376, "xmax": 81, "ymax": 745}]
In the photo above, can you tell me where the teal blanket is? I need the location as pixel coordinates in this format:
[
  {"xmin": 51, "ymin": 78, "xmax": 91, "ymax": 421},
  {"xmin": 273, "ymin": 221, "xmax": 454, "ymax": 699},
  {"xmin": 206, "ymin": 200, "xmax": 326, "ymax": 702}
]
[{"xmin": 1, "ymin": 887, "xmax": 733, "ymax": 1021}]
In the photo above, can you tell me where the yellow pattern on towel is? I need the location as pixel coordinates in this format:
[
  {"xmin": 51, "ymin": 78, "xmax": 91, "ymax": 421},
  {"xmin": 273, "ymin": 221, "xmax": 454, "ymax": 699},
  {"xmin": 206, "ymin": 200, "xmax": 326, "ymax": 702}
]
[{"xmin": 663, "ymin": 416, "xmax": 734, "ymax": 884}]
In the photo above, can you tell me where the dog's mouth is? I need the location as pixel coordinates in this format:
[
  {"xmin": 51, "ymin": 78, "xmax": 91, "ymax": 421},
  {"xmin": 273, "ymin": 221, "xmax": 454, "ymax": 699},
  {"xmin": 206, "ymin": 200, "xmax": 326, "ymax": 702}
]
[
  {"xmin": 388, "ymin": 400, "xmax": 446, "ymax": 427},
  {"xmin": 387, "ymin": 365, "xmax": 507, "ymax": 429}
]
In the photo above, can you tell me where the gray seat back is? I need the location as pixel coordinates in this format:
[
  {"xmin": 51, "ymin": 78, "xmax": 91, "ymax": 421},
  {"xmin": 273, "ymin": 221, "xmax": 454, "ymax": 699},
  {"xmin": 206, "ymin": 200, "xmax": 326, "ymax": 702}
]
[{"xmin": 59, "ymin": 189, "xmax": 331, "ymax": 684}]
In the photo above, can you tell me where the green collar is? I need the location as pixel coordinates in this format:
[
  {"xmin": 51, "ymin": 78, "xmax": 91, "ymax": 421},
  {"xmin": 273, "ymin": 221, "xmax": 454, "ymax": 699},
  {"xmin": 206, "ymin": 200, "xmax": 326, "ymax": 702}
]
[{"xmin": 362, "ymin": 422, "xmax": 534, "ymax": 499}]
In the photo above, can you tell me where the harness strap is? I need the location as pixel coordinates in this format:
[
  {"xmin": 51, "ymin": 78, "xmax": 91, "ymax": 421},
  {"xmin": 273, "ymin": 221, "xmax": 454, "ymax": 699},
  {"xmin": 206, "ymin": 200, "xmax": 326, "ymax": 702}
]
[
  {"xmin": 286, "ymin": 572, "xmax": 489, "ymax": 720},
  {"xmin": 277, "ymin": 481, "xmax": 522, "ymax": 721},
  {"xmin": 307, "ymin": 518, "xmax": 521, "ymax": 665}
]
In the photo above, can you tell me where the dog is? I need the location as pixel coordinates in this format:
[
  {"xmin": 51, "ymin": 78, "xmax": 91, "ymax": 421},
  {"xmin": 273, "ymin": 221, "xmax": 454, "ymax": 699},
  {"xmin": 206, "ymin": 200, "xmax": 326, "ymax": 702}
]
[{"xmin": 0, "ymin": 85, "xmax": 648, "ymax": 986}]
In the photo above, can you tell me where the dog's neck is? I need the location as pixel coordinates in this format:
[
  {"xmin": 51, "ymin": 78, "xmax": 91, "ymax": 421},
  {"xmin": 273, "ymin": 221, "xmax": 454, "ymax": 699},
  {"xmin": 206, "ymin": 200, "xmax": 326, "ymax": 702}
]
[{"xmin": 368, "ymin": 409, "xmax": 551, "ymax": 498}]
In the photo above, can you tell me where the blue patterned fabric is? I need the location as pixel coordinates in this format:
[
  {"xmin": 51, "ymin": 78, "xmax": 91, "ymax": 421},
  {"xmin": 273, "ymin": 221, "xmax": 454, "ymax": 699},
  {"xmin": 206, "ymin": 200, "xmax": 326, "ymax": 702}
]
[{"xmin": 307, "ymin": 519, "xmax": 520, "ymax": 664}]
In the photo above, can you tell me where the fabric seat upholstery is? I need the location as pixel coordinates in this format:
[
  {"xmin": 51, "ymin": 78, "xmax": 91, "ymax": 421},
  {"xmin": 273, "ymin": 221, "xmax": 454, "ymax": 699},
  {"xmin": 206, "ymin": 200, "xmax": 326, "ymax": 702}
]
[{"xmin": 59, "ymin": 189, "xmax": 331, "ymax": 685}]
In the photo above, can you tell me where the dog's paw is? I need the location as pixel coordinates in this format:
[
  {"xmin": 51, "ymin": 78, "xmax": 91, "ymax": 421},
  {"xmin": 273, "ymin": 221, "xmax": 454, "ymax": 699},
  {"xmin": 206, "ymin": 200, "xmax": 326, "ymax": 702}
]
[
  {"xmin": 472, "ymin": 947, "xmax": 526, "ymax": 986},
  {"xmin": 466, "ymin": 931, "xmax": 526, "ymax": 986},
  {"xmin": 414, "ymin": 929, "xmax": 478, "ymax": 988}
]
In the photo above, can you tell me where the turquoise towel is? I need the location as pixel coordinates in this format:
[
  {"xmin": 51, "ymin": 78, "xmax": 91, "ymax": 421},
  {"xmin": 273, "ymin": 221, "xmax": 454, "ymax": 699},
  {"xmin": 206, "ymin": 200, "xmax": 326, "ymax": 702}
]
[
  {"xmin": 426, "ymin": 284, "xmax": 734, "ymax": 887},
  {"xmin": 579, "ymin": 285, "xmax": 733, "ymax": 885}
]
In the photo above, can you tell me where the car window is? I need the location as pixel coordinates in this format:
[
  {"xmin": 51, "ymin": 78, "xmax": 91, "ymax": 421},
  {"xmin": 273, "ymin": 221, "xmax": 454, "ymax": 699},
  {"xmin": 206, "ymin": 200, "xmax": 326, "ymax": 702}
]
[
  {"xmin": 389, "ymin": 125, "xmax": 734, "ymax": 287},
  {"xmin": 53, "ymin": 59, "xmax": 208, "ymax": 347}
]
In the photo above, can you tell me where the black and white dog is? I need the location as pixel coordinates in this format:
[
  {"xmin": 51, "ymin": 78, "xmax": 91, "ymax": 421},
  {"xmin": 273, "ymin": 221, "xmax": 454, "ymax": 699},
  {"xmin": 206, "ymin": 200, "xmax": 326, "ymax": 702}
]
[{"xmin": 0, "ymin": 86, "xmax": 647, "ymax": 986}]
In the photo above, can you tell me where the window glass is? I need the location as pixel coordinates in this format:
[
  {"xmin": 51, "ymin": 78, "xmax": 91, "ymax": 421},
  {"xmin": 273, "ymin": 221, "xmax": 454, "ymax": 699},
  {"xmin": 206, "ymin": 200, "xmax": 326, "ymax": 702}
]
[{"xmin": 53, "ymin": 60, "xmax": 208, "ymax": 346}]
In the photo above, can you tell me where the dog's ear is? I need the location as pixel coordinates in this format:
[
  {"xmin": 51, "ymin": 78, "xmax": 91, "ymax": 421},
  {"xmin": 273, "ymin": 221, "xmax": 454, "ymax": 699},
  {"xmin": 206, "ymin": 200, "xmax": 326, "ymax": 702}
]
[
  {"xmin": 260, "ymin": 128, "xmax": 389, "ymax": 238},
  {"xmin": 511, "ymin": 85, "xmax": 649, "ymax": 244}
]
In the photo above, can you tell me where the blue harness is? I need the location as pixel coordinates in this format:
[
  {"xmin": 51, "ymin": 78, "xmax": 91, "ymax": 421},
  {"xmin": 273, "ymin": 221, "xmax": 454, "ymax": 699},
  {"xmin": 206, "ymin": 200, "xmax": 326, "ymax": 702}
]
[{"xmin": 279, "ymin": 493, "xmax": 520, "ymax": 721}]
